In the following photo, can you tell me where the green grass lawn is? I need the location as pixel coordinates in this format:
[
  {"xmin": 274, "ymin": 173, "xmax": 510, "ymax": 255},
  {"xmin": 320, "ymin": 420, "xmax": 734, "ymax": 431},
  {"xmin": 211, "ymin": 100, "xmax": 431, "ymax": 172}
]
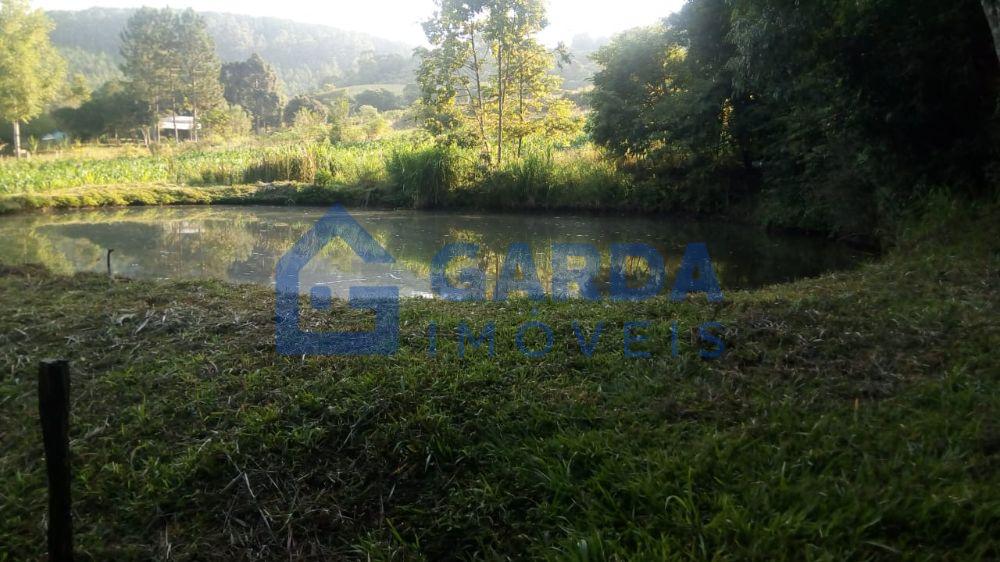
[{"xmin": 0, "ymin": 203, "xmax": 997, "ymax": 560}]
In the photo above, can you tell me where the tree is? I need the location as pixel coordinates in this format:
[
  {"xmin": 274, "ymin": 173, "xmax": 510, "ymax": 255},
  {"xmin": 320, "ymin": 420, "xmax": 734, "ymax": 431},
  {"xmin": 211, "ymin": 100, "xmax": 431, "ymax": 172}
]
[
  {"xmin": 287, "ymin": 108, "xmax": 331, "ymax": 143},
  {"xmin": 589, "ymin": 25, "xmax": 672, "ymax": 158},
  {"xmin": 64, "ymin": 73, "xmax": 91, "ymax": 108},
  {"xmin": 984, "ymin": 0, "xmax": 1000, "ymax": 66},
  {"xmin": 589, "ymin": 0, "xmax": 998, "ymax": 237},
  {"xmin": 220, "ymin": 54, "xmax": 283, "ymax": 133},
  {"xmin": 726, "ymin": 0, "xmax": 998, "ymax": 234},
  {"xmin": 283, "ymin": 95, "xmax": 328, "ymax": 125},
  {"xmin": 357, "ymin": 105, "xmax": 389, "ymax": 141},
  {"xmin": 353, "ymin": 88, "xmax": 404, "ymax": 112},
  {"xmin": 175, "ymin": 9, "xmax": 224, "ymax": 141},
  {"xmin": 55, "ymin": 79, "xmax": 151, "ymax": 142},
  {"xmin": 416, "ymin": 0, "xmax": 562, "ymax": 166},
  {"xmin": 540, "ymin": 98, "xmax": 584, "ymax": 145},
  {"xmin": 0, "ymin": 0, "xmax": 66, "ymax": 158},
  {"xmin": 120, "ymin": 8, "xmax": 224, "ymax": 143},
  {"xmin": 200, "ymin": 104, "xmax": 252, "ymax": 141},
  {"xmin": 326, "ymin": 94, "xmax": 351, "ymax": 142},
  {"xmin": 119, "ymin": 7, "xmax": 174, "ymax": 143},
  {"xmin": 516, "ymin": 42, "xmax": 572, "ymax": 156}
]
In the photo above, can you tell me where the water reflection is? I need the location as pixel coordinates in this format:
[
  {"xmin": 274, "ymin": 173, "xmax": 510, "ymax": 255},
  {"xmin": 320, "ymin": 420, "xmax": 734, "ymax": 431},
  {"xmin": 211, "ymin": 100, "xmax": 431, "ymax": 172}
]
[{"xmin": 0, "ymin": 206, "xmax": 868, "ymax": 297}]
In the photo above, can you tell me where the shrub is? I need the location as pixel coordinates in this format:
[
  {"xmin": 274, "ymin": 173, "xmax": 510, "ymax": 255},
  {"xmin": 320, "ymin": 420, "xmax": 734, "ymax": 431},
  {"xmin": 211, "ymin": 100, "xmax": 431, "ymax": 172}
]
[{"xmin": 387, "ymin": 145, "xmax": 464, "ymax": 209}]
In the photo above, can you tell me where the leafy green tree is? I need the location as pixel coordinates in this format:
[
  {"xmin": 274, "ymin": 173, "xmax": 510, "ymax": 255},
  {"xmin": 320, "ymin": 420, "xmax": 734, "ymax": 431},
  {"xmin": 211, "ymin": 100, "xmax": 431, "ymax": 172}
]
[
  {"xmin": 120, "ymin": 8, "xmax": 224, "ymax": 143},
  {"xmin": 63, "ymin": 73, "xmax": 91, "ymax": 107},
  {"xmin": 220, "ymin": 54, "xmax": 283, "ymax": 133},
  {"xmin": 283, "ymin": 95, "xmax": 328, "ymax": 126},
  {"xmin": 200, "ymin": 104, "xmax": 252, "ymax": 141},
  {"xmin": 590, "ymin": 25, "xmax": 670, "ymax": 157},
  {"xmin": 727, "ymin": 0, "xmax": 998, "ymax": 234},
  {"xmin": 55, "ymin": 79, "xmax": 151, "ymax": 142},
  {"xmin": 0, "ymin": 0, "xmax": 66, "ymax": 158},
  {"xmin": 121, "ymin": 8, "xmax": 222, "ymax": 140},
  {"xmin": 540, "ymin": 98, "xmax": 584, "ymax": 145},
  {"xmin": 287, "ymin": 108, "xmax": 330, "ymax": 143},
  {"xmin": 416, "ymin": 0, "xmax": 563, "ymax": 166},
  {"xmin": 326, "ymin": 95, "xmax": 351, "ymax": 142},
  {"xmin": 590, "ymin": 0, "xmax": 999, "ymax": 237},
  {"xmin": 353, "ymin": 88, "xmax": 404, "ymax": 112},
  {"xmin": 508, "ymin": 40, "xmax": 567, "ymax": 157},
  {"xmin": 357, "ymin": 105, "xmax": 389, "ymax": 141},
  {"xmin": 591, "ymin": 0, "xmax": 747, "ymax": 165}
]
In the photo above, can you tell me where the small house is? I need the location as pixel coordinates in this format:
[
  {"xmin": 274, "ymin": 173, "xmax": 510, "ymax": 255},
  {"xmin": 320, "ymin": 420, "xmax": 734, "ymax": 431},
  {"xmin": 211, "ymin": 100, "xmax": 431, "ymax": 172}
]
[{"xmin": 158, "ymin": 116, "xmax": 200, "ymax": 139}]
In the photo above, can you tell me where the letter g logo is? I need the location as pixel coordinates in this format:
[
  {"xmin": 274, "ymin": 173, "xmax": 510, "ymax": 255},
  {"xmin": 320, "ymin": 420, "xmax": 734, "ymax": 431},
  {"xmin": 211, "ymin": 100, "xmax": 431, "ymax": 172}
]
[{"xmin": 275, "ymin": 206, "xmax": 399, "ymax": 356}]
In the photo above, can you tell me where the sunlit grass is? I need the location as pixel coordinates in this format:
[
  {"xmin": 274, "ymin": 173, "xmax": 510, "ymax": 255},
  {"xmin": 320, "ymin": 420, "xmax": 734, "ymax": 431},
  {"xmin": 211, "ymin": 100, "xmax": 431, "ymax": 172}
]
[
  {"xmin": 0, "ymin": 139, "xmax": 634, "ymax": 214},
  {"xmin": 0, "ymin": 201, "xmax": 996, "ymax": 559}
]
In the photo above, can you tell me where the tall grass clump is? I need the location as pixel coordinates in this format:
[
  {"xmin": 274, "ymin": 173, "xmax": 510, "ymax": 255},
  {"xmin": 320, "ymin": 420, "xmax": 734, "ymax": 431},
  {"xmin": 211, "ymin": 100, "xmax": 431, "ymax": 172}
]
[
  {"xmin": 476, "ymin": 151, "xmax": 555, "ymax": 209},
  {"xmin": 313, "ymin": 143, "xmax": 388, "ymax": 189},
  {"xmin": 548, "ymin": 146, "xmax": 632, "ymax": 208},
  {"xmin": 473, "ymin": 145, "xmax": 631, "ymax": 210},
  {"xmin": 233, "ymin": 145, "xmax": 318, "ymax": 184},
  {"xmin": 386, "ymin": 144, "xmax": 466, "ymax": 208}
]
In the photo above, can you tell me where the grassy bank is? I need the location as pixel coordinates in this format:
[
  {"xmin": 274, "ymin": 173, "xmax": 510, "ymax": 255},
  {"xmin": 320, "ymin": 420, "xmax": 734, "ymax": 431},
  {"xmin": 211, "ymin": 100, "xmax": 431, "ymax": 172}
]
[
  {"xmin": 0, "ymin": 202, "xmax": 997, "ymax": 559},
  {"xmin": 0, "ymin": 140, "xmax": 636, "ymax": 215},
  {"xmin": 0, "ymin": 183, "xmax": 378, "ymax": 214}
]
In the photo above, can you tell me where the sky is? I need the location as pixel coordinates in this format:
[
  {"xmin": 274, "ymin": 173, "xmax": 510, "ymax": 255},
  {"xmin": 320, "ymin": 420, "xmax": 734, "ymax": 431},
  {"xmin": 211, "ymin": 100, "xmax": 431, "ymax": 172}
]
[{"xmin": 32, "ymin": 0, "xmax": 687, "ymax": 46}]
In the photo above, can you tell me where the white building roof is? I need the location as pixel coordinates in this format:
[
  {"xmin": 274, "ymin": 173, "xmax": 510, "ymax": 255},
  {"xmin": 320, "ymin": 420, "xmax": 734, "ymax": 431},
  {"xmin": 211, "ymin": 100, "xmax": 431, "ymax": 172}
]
[{"xmin": 158, "ymin": 116, "xmax": 199, "ymax": 130}]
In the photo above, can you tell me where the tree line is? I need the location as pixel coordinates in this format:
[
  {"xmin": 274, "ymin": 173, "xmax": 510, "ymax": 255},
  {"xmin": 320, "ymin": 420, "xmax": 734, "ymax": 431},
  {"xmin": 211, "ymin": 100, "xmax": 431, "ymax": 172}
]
[
  {"xmin": 1, "ymin": 3, "xmax": 418, "ymax": 150},
  {"xmin": 46, "ymin": 7, "xmax": 415, "ymax": 95},
  {"xmin": 3, "ymin": 0, "xmax": 998, "ymax": 241},
  {"xmin": 588, "ymin": 0, "xmax": 1000, "ymax": 238}
]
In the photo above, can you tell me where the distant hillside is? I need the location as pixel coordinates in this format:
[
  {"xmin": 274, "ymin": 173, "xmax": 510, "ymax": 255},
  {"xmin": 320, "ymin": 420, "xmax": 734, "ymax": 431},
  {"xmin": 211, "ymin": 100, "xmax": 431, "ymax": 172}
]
[
  {"xmin": 47, "ymin": 8, "xmax": 417, "ymax": 95},
  {"xmin": 557, "ymin": 34, "xmax": 609, "ymax": 91}
]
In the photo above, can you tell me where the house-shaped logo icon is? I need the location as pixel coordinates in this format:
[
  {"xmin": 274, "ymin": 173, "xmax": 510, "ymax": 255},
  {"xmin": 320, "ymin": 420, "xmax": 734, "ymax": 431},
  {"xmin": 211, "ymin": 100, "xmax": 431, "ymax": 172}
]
[{"xmin": 275, "ymin": 205, "xmax": 399, "ymax": 356}]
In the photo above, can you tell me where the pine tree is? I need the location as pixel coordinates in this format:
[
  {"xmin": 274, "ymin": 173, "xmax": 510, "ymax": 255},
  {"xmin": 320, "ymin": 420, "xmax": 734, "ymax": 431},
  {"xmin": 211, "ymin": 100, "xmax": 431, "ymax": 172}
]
[
  {"xmin": 120, "ymin": 8, "xmax": 175, "ymax": 143},
  {"xmin": 121, "ymin": 8, "xmax": 224, "ymax": 144},
  {"xmin": 176, "ymin": 9, "xmax": 224, "ymax": 141}
]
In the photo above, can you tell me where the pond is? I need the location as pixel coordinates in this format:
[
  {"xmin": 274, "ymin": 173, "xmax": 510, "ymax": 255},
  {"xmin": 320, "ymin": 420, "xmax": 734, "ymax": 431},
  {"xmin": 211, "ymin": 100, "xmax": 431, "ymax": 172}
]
[{"xmin": 0, "ymin": 206, "xmax": 868, "ymax": 298}]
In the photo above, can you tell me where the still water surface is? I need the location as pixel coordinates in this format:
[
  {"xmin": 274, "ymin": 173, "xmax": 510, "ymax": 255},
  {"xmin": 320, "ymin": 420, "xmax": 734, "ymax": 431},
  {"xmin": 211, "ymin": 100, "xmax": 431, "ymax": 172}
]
[{"xmin": 0, "ymin": 206, "xmax": 867, "ymax": 297}]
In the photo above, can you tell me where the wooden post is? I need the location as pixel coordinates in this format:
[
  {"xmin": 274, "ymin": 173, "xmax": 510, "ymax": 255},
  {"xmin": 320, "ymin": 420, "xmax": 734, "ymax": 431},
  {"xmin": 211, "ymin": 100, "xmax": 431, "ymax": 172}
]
[
  {"xmin": 38, "ymin": 360, "xmax": 73, "ymax": 562},
  {"xmin": 106, "ymin": 249, "xmax": 114, "ymax": 278}
]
